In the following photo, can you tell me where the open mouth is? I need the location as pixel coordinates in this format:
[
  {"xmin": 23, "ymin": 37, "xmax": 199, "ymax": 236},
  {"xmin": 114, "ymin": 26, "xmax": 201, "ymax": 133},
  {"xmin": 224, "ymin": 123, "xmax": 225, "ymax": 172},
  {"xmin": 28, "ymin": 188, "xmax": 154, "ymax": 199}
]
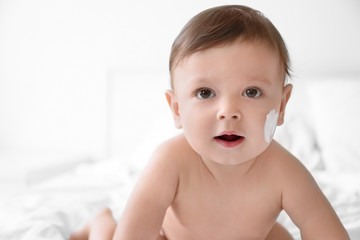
[
  {"xmin": 214, "ymin": 133, "xmax": 244, "ymax": 148},
  {"xmin": 215, "ymin": 134, "xmax": 242, "ymax": 142}
]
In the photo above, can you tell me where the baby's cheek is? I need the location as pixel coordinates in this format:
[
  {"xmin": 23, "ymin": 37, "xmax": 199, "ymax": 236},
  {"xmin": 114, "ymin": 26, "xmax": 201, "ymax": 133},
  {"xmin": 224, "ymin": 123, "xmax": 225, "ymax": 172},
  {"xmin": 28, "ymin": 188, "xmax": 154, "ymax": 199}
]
[{"xmin": 264, "ymin": 109, "xmax": 279, "ymax": 143}]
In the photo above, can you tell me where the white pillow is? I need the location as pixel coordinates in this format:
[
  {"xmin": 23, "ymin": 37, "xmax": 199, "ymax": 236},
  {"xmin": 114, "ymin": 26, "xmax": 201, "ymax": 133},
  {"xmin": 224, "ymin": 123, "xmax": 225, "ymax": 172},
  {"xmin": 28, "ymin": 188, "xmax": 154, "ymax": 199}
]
[{"xmin": 305, "ymin": 78, "xmax": 360, "ymax": 173}]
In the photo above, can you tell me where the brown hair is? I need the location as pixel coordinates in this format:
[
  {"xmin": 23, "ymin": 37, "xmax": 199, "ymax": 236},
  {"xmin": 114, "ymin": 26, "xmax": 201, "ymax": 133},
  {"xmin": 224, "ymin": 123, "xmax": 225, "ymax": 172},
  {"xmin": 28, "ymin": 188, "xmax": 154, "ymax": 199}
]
[{"xmin": 169, "ymin": 5, "xmax": 291, "ymax": 88}]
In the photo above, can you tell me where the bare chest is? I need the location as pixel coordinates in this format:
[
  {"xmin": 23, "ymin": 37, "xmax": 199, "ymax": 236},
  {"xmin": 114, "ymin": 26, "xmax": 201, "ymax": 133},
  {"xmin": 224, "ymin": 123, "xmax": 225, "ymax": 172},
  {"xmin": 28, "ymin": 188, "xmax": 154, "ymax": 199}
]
[{"xmin": 163, "ymin": 171, "xmax": 282, "ymax": 239}]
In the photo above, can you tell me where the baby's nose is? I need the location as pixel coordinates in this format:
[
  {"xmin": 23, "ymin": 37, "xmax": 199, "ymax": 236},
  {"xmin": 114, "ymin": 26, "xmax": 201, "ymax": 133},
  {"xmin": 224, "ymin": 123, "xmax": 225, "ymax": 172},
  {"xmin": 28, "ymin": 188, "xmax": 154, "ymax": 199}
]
[{"xmin": 217, "ymin": 107, "xmax": 241, "ymax": 120}]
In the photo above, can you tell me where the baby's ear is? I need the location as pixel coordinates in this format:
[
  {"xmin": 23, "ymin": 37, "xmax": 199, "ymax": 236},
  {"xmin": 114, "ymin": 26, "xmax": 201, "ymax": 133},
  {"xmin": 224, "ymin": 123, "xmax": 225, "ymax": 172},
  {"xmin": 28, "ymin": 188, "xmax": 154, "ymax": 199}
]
[
  {"xmin": 165, "ymin": 90, "xmax": 182, "ymax": 129},
  {"xmin": 277, "ymin": 84, "xmax": 293, "ymax": 126}
]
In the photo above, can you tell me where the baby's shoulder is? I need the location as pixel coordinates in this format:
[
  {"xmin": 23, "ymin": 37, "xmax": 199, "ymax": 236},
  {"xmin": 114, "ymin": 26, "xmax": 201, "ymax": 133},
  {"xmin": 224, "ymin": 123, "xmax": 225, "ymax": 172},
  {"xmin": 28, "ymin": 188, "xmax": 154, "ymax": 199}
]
[
  {"xmin": 267, "ymin": 140, "xmax": 297, "ymax": 162},
  {"xmin": 153, "ymin": 134, "xmax": 192, "ymax": 156},
  {"xmin": 263, "ymin": 140, "xmax": 312, "ymax": 180},
  {"xmin": 149, "ymin": 134, "xmax": 196, "ymax": 168}
]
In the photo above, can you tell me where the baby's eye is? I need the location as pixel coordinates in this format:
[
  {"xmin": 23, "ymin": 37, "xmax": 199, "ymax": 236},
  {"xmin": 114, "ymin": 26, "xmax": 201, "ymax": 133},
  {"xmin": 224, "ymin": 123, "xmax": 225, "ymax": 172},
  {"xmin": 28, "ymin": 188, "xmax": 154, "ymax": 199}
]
[
  {"xmin": 243, "ymin": 88, "xmax": 262, "ymax": 98},
  {"xmin": 195, "ymin": 88, "xmax": 215, "ymax": 99}
]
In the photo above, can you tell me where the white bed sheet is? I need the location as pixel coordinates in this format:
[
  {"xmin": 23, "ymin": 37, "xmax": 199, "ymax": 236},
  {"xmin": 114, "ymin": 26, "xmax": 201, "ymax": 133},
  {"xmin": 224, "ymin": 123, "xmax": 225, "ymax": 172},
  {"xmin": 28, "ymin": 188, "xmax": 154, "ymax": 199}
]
[
  {"xmin": 0, "ymin": 159, "xmax": 136, "ymax": 240},
  {"xmin": 0, "ymin": 158, "xmax": 359, "ymax": 240}
]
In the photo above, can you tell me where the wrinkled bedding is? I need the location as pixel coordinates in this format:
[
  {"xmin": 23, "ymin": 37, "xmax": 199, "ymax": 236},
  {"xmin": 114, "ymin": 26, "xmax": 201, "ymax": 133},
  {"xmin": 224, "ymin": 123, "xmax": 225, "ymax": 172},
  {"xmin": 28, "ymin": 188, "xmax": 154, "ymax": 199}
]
[{"xmin": 0, "ymin": 159, "xmax": 135, "ymax": 240}]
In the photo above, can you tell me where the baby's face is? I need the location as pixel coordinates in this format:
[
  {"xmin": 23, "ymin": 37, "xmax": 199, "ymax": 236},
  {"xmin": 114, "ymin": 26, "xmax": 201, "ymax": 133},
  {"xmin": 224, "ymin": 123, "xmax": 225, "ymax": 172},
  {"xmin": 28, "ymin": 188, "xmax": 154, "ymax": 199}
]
[{"xmin": 168, "ymin": 40, "xmax": 291, "ymax": 165}]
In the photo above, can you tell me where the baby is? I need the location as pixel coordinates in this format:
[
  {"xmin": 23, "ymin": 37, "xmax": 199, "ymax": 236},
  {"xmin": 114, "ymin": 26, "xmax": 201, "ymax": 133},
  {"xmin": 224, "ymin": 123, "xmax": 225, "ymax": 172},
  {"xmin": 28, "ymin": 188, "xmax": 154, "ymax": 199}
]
[{"xmin": 71, "ymin": 5, "xmax": 349, "ymax": 240}]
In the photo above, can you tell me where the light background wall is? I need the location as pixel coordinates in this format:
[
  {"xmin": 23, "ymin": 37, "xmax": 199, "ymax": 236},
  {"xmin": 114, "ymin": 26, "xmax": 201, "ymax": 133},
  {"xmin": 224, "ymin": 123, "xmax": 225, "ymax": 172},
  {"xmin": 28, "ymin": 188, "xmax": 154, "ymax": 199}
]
[{"xmin": 0, "ymin": 0, "xmax": 359, "ymax": 183}]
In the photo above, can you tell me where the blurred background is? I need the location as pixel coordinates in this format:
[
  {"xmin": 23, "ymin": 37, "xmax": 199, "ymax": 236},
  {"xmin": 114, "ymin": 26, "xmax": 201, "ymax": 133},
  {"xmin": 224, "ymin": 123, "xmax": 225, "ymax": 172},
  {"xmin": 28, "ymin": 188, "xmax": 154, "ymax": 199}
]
[{"xmin": 0, "ymin": 0, "xmax": 359, "ymax": 188}]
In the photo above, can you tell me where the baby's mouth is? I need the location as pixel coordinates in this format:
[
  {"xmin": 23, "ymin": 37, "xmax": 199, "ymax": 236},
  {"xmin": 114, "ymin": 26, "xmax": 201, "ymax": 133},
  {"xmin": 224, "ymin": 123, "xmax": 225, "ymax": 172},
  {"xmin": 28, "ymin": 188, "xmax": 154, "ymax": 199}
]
[
  {"xmin": 214, "ymin": 133, "xmax": 244, "ymax": 148},
  {"xmin": 215, "ymin": 134, "xmax": 242, "ymax": 142}
]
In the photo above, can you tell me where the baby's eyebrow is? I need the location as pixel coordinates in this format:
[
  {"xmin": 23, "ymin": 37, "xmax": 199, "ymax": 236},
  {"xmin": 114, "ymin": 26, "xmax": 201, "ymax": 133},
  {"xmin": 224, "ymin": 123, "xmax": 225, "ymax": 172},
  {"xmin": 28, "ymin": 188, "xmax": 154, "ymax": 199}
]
[
  {"xmin": 244, "ymin": 76, "xmax": 274, "ymax": 86},
  {"xmin": 187, "ymin": 75, "xmax": 274, "ymax": 88},
  {"xmin": 186, "ymin": 76, "xmax": 213, "ymax": 86},
  {"xmin": 192, "ymin": 77, "xmax": 211, "ymax": 84}
]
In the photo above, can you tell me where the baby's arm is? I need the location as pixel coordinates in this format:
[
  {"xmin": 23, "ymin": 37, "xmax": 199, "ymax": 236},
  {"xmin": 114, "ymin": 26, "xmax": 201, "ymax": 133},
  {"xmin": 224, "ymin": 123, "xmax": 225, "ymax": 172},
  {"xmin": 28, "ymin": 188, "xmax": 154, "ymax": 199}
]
[
  {"xmin": 113, "ymin": 140, "xmax": 179, "ymax": 240},
  {"xmin": 280, "ymin": 156, "xmax": 349, "ymax": 239}
]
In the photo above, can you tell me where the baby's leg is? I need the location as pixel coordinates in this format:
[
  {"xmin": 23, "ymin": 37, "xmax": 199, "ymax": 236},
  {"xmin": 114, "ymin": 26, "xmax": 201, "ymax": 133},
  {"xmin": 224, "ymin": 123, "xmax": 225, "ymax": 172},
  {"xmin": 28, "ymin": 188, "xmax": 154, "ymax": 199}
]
[
  {"xmin": 70, "ymin": 207, "xmax": 117, "ymax": 240},
  {"xmin": 265, "ymin": 222, "xmax": 293, "ymax": 240}
]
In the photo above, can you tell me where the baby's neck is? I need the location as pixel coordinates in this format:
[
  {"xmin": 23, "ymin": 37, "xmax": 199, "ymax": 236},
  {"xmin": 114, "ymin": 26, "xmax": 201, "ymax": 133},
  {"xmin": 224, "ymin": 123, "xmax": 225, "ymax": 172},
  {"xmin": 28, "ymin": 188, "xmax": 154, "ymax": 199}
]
[{"xmin": 199, "ymin": 155, "xmax": 258, "ymax": 184}]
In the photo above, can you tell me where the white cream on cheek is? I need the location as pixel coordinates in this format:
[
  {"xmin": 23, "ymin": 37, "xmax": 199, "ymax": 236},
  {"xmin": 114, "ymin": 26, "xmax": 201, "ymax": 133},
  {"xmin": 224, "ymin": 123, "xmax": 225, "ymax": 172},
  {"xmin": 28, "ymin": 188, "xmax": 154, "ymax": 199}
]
[{"xmin": 264, "ymin": 109, "xmax": 279, "ymax": 143}]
